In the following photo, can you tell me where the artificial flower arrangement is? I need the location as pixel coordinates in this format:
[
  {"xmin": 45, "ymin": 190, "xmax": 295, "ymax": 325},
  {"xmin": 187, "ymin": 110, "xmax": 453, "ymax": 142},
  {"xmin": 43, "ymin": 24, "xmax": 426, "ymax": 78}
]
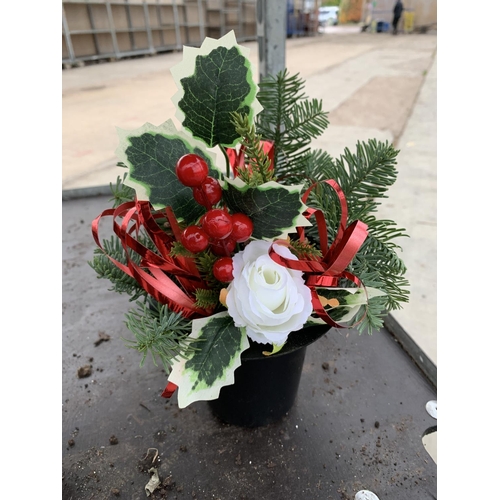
[{"xmin": 90, "ymin": 31, "xmax": 409, "ymax": 409}]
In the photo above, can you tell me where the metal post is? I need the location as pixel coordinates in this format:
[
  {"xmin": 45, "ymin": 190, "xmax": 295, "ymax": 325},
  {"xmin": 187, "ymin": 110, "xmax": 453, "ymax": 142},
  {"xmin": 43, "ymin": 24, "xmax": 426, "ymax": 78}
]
[
  {"xmin": 124, "ymin": 0, "xmax": 136, "ymax": 51},
  {"xmin": 105, "ymin": 1, "xmax": 121, "ymax": 59},
  {"xmin": 143, "ymin": 1, "xmax": 156, "ymax": 54},
  {"xmin": 256, "ymin": 0, "xmax": 286, "ymax": 82},
  {"xmin": 172, "ymin": 0, "xmax": 182, "ymax": 50},
  {"xmin": 62, "ymin": 5, "xmax": 76, "ymax": 64},
  {"xmin": 197, "ymin": 0, "xmax": 205, "ymax": 40},
  {"xmin": 85, "ymin": 1, "xmax": 101, "ymax": 56}
]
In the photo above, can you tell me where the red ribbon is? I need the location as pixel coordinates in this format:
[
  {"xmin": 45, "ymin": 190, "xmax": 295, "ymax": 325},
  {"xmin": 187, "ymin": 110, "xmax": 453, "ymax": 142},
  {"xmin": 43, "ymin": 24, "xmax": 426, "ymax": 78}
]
[
  {"xmin": 91, "ymin": 198, "xmax": 213, "ymax": 319},
  {"xmin": 269, "ymin": 179, "xmax": 369, "ymax": 329},
  {"xmin": 161, "ymin": 381, "xmax": 178, "ymax": 398}
]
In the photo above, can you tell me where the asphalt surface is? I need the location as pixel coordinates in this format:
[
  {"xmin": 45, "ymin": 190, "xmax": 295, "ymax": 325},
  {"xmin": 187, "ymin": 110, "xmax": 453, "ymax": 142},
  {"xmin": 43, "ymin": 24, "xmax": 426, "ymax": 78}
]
[{"xmin": 63, "ymin": 193, "xmax": 437, "ymax": 499}]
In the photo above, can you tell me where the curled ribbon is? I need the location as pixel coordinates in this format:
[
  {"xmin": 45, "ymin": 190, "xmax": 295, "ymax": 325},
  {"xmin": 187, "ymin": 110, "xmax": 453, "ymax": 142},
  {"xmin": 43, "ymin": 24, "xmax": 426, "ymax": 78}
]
[
  {"xmin": 268, "ymin": 179, "xmax": 369, "ymax": 329},
  {"xmin": 91, "ymin": 198, "xmax": 213, "ymax": 319}
]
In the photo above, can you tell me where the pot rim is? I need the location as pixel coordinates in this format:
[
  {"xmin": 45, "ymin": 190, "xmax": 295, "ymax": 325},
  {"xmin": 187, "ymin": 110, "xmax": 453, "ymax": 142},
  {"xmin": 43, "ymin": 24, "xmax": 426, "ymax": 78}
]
[{"xmin": 241, "ymin": 323, "xmax": 331, "ymax": 361}]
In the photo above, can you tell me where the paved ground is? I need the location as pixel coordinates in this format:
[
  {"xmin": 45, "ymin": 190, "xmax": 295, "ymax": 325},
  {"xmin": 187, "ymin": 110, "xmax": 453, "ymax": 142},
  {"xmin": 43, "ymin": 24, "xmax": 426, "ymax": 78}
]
[{"xmin": 62, "ymin": 27, "xmax": 437, "ymax": 367}]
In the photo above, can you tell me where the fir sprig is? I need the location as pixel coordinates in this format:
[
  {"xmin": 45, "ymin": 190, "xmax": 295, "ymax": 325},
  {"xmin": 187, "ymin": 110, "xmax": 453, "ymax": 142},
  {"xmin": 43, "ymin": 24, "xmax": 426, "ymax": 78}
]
[
  {"xmin": 194, "ymin": 288, "xmax": 220, "ymax": 309},
  {"xmin": 89, "ymin": 235, "xmax": 147, "ymax": 301},
  {"xmin": 255, "ymin": 70, "xmax": 409, "ymax": 331},
  {"xmin": 256, "ymin": 70, "xmax": 329, "ymax": 177},
  {"xmin": 230, "ymin": 112, "xmax": 275, "ymax": 186},
  {"xmin": 123, "ymin": 302, "xmax": 197, "ymax": 371},
  {"xmin": 169, "ymin": 241, "xmax": 196, "ymax": 258},
  {"xmin": 194, "ymin": 251, "xmax": 221, "ymax": 290},
  {"xmin": 288, "ymin": 238, "xmax": 323, "ymax": 260},
  {"xmin": 110, "ymin": 173, "xmax": 135, "ymax": 207}
]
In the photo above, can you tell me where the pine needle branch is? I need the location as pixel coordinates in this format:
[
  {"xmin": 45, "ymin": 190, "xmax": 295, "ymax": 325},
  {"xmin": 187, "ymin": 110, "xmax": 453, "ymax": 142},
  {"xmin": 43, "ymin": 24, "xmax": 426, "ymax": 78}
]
[
  {"xmin": 110, "ymin": 173, "xmax": 135, "ymax": 207},
  {"xmin": 194, "ymin": 288, "xmax": 220, "ymax": 309},
  {"xmin": 123, "ymin": 302, "xmax": 197, "ymax": 371},
  {"xmin": 230, "ymin": 112, "xmax": 275, "ymax": 186},
  {"xmin": 256, "ymin": 70, "xmax": 329, "ymax": 178},
  {"xmin": 88, "ymin": 235, "xmax": 147, "ymax": 301}
]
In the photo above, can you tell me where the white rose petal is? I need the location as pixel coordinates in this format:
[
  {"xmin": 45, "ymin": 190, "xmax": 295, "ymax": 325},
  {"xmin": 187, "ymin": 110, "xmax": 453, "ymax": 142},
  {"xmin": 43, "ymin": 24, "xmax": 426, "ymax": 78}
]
[{"xmin": 226, "ymin": 240, "xmax": 313, "ymax": 345}]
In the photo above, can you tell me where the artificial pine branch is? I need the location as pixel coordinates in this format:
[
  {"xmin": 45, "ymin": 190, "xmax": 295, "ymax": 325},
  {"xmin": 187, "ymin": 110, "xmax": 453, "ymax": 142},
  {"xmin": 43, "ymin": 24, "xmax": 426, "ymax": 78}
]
[
  {"xmin": 110, "ymin": 173, "xmax": 135, "ymax": 207},
  {"xmin": 256, "ymin": 70, "xmax": 329, "ymax": 178},
  {"xmin": 353, "ymin": 296, "xmax": 387, "ymax": 334},
  {"xmin": 230, "ymin": 112, "xmax": 275, "ymax": 186},
  {"xmin": 195, "ymin": 251, "xmax": 221, "ymax": 290},
  {"xmin": 288, "ymin": 238, "xmax": 323, "ymax": 260},
  {"xmin": 170, "ymin": 241, "xmax": 196, "ymax": 258},
  {"xmin": 89, "ymin": 236, "xmax": 147, "ymax": 301},
  {"xmin": 194, "ymin": 288, "xmax": 220, "ymax": 309},
  {"xmin": 123, "ymin": 302, "xmax": 196, "ymax": 371}
]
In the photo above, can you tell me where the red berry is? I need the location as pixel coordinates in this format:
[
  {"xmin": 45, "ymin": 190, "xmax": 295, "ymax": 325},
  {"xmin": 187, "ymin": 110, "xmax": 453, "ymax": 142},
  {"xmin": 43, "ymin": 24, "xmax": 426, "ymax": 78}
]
[
  {"xmin": 210, "ymin": 238, "xmax": 236, "ymax": 256},
  {"xmin": 193, "ymin": 176, "xmax": 223, "ymax": 208},
  {"xmin": 176, "ymin": 154, "xmax": 209, "ymax": 187},
  {"xmin": 202, "ymin": 209, "xmax": 233, "ymax": 240},
  {"xmin": 181, "ymin": 225, "xmax": 209, "ymax": 253},
  {"xmin": 213, "ymin": 257, "xmax": 234, "ymax": 282},
  {"xmin": 230, "ymin": 213, "xmax": 253, "ymax": 243}
]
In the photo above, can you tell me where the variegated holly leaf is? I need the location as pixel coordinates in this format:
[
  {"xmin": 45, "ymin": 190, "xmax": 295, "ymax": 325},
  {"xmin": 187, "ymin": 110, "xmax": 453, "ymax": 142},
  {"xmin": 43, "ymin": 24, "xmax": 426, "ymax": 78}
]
[
  {"xmin": 316, "ymin": 287, "xmax": 386, "ymax": 323},
  {"xmin": 115, "ymin": 120, "xmax": 220, "ymax": 223},
  {"xmin": 167, "ymin": 312, "xmax": 250, "ymax": 408},
  {"xmin": 222, "ymin": 177, "xmax": 311, "ymax": 240},
  {"xmin": 171, "ymin": 31, "xmax": 262, "ymax": 148}
]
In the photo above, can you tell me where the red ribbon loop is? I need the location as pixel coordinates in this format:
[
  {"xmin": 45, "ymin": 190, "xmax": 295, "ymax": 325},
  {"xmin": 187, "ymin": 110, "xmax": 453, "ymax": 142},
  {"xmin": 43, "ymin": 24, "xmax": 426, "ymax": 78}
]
[
  {"xmin": 269, "ymin": 179, "xmax": 369, "ymax": 329},
  {"xmin": 91, "ymin": 199, "xmax": 212, "ymax": 319}
]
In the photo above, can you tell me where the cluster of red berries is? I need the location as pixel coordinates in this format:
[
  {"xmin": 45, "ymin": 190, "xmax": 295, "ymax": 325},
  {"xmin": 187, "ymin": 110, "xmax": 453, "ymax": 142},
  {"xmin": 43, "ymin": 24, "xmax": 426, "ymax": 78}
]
[{"xmin": 175, "ymin": 154, "xmax": 254, "ymax": 283}]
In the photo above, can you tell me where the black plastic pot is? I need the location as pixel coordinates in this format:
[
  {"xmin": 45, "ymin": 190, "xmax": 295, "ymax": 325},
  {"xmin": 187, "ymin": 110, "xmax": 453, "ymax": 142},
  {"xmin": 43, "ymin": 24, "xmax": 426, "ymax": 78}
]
[{"xmin": 208, "ymin": 323, "xmax": 331, "ymax": 427}]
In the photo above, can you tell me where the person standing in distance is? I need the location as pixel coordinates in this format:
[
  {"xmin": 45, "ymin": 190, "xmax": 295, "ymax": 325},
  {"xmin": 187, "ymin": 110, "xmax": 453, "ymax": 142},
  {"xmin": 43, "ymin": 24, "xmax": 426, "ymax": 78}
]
[{"xmin": 392, "ymin": 0, "xmax": 403, "ymax": 35}]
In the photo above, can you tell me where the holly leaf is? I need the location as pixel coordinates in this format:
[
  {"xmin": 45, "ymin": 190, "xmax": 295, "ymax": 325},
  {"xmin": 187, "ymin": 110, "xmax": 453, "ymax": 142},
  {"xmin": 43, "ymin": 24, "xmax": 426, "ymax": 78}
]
[
  {"xmin": 222, "ymin": 177, "xmax": 311, "ymax": 240},
  {"xmin": 316, "ymin": 287, "xmax": 386, "ymax": 323},
  {"xmin": 167, "ymin": 312, "xmax": 250, "ymax": 408},
  {"xmin": 171, "ymin": 31, "xmax": 262, "ymax": 148},
  {"xmin": 115, "ymin": 120, "xmax": 220, "ymax": 223}
]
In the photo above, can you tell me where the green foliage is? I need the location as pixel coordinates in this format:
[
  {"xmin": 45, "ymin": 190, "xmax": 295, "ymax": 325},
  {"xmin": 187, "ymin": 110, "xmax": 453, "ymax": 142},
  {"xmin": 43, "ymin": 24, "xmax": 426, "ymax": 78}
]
[
  {"xmin": 194, "ymin": 288, "xmax": 220, "ymax": 309},
  {"xmin": 178, "ymin": 45, "xmax": 257, "ymax": 147},
  {"xmin": 230, "ymin": 112, "xmax": 275, "ymax": 186},
  {"xmin": 184, "ymin": 314, "xmax": 247, "ymax": 390},
  {"xmin": 255, "ymin": 72, "xmax": 409, "ymax": 331},
  {"xmin": 89, "ymin": 235, "xmax": 147, "ymax": 301},
  {"xmin": 195, "ymin": 251, "xmax": 221, "ymax": 290},
  {"xmin": 288, "ymin": 238, "xmax": 323, "ymax": 260},
  {"xmin": 123, "ymin": 132, "xmax": 212, "ymax": 222},
  {"xmin": 222, "ymin": 180, "xmax": 305, "ymax": 240},
  {"xmin": 353, "ymin": 295, "xmax": 387, "ymax": 334},
  {"xmin": 110, "ymin": 173, "xmax": 135, "ymax": 207},
  {"xmin": 256, "ymin": 70, "xmax": 329, "ymax": 179},
  {"xmin": 169, "ymin": 241, "xmax": 196, "ymax": 258},
  {"xmin": 123, "ymin": 301, "xmax": 196, "ymax": 371}
]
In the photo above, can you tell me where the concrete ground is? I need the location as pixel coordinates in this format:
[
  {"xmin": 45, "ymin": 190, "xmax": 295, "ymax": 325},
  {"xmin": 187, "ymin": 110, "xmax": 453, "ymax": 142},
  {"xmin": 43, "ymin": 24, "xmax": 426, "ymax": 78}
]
[{"xmin": 62, "ymin": 27, "xmax": 437, "ymax": 369}]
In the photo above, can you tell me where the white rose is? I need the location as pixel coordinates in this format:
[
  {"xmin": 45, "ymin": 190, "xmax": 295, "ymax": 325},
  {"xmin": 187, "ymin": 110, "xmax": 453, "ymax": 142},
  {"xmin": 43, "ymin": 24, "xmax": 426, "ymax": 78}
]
[{"xmin": 226, "ymin": 240, "xmax": 313, "ymax": 346}]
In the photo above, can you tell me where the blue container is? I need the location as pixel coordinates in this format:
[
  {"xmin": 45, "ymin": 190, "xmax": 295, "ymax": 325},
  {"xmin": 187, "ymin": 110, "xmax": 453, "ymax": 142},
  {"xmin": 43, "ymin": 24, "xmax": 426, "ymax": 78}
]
[{"xmin": 377, "ymin": 21, "xmax": 390, "ymax": 32}]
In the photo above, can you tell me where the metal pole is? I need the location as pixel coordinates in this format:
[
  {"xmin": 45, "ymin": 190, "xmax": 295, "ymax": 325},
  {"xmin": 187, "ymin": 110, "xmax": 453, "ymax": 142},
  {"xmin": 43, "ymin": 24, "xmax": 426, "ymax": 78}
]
[
  {"xmin": 256, "ymin": 0, "xmax": 287, "ymax": 82},
  {"xmin": 62, "ymin": 5, "xmax": 76, "ymax": 64},
  {"xmin": 143, "ymin": 1, "xmax": 156, "ymax": 55},
  {"xmin": 105, "ymin": 1, "xmax": 121, "ymax": 59}
]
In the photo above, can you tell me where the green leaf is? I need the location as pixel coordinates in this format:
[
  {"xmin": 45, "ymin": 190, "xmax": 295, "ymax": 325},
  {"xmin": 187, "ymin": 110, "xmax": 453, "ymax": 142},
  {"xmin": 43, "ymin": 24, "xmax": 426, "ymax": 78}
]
[
  {"xmin": 115, "ymin": 120, "xmax": 219, "ymax": 223},
  {"xmin": 167, "ymin": 312, "xmax": 250, "ymax": 408},
  {"xmin": 222, "ymin": 177, "xmax": 311, "ymax": 240},
  {"xmin": 315, "ymin": 287, "xmax": 386, "ymax": 324},
  {"xmin": 171, "ymin": 31, "xmax": 261, "ymax": 148}
]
